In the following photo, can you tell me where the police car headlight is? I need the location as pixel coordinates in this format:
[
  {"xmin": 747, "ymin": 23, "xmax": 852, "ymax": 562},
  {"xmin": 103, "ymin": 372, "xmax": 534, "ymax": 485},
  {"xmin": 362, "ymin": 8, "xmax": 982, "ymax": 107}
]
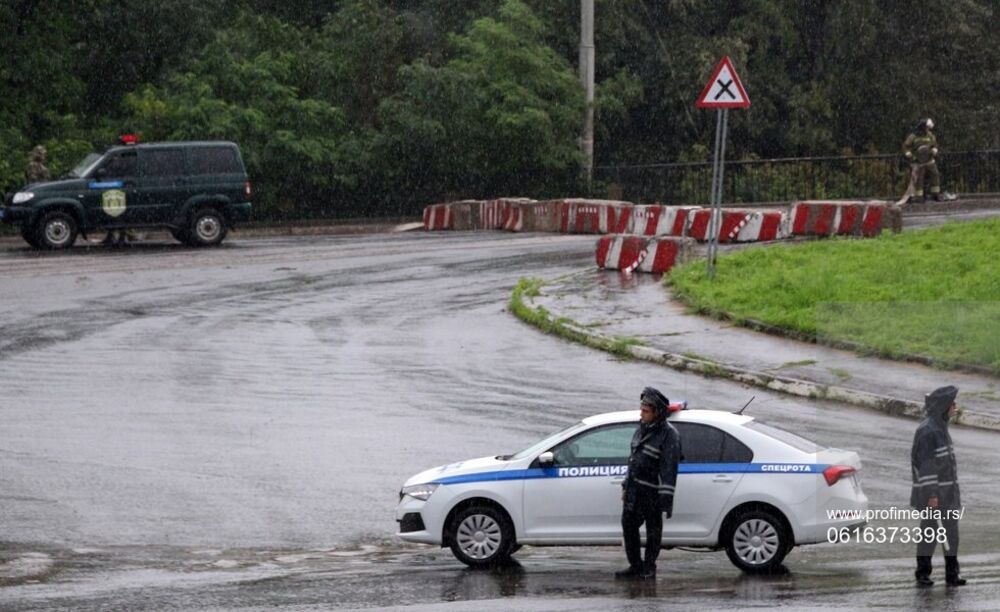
[
  {"xmin": 401, "ymin": 483, "xmax": 439, "ymax": 501},
  {"xmin": 12, "ymin": 192, "xmax": 34, "ymax": 204}
]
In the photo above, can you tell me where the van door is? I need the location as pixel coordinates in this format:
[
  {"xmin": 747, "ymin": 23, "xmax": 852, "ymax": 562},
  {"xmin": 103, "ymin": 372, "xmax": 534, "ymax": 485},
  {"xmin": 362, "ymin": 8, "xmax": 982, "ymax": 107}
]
[
  {"xmin": 137, "ymin": 147, "xmax": 189, "ymax": 224},
  {"xmin": 83, "ymin": 150, "xmax": 139, "ymax": 229}
]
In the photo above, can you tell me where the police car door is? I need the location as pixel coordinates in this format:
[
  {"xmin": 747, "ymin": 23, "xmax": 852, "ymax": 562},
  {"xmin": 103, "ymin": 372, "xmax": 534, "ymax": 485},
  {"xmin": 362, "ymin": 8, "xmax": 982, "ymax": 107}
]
[
  {"xmin": 666, "ymin": 423, "xmax": 752, "ymax": 539},
  {"xmin": 521, "ymin": 423, "xmax": 637, "ymax": 542}
]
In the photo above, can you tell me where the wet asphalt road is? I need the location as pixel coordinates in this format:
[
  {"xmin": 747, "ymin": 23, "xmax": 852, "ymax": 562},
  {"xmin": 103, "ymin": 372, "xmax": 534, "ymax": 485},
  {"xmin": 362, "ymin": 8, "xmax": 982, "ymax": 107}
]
[{"xmin": 2, "ymin": 231, "xmax": 1000, "ymax": 610}]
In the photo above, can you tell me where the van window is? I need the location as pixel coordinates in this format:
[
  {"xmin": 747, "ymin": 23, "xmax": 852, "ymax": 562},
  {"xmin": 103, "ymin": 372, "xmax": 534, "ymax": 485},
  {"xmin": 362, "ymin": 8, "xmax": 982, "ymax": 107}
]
[
  {"xmin": 141, "ymin": 149, "xmax": 186, "ymax": 177},
  {"xmin": 191, "ymin": 147, "xmax": 241, "ymax": 174},
  {"xmin": 98, "ymin": 151, "xmax": 137, "ymax": 178}
]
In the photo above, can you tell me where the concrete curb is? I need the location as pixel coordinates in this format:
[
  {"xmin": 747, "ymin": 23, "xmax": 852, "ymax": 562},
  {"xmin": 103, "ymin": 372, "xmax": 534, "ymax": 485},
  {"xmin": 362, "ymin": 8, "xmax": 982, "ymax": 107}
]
[{"xmin": 517, "ymin": 279, "xmax": 1000, "ymax": 432}]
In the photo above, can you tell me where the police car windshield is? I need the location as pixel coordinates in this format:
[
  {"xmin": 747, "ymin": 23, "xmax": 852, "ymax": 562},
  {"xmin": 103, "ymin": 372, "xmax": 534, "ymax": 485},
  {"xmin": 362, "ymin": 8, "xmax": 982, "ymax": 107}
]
[
  {"xmin": 507, "ymin": 421, "xmax": 590, "ymax": 461},
  {"xmin": 745, "ymin": 421, "xmax": 823, "ymax": 453},
  {"xmin": 68, "ymin": 153, "xmax": 102, "ymax": 178}
]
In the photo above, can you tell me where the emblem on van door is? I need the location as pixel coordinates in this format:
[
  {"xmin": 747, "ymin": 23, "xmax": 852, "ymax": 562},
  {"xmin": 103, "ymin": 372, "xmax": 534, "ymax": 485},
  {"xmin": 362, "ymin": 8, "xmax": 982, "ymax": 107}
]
[{"xmin": 102, "ymin": 189, "xmax": 127, "ymax": 217}]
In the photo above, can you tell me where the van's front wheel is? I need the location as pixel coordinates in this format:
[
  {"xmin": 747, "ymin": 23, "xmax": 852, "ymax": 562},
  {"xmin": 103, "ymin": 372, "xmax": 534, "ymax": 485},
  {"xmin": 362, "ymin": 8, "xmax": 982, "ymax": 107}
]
[{"xmin": 36, "ymin": 211, "xmax": 78, "ymax": 249}]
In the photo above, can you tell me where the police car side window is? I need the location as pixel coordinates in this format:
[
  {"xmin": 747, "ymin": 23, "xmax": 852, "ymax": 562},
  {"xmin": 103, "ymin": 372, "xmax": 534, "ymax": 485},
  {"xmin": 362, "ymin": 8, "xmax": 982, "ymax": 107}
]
[
  {"xmin": 551, "ymin": 424, "xmax": 637, "ymax": 466},
  {"xmin": 673, "ymin": 423, "xmax": 752, "ymax": 463},
  {"xmin": 721, "ymin": 432, "xmax": 753, "ymax": 463}
]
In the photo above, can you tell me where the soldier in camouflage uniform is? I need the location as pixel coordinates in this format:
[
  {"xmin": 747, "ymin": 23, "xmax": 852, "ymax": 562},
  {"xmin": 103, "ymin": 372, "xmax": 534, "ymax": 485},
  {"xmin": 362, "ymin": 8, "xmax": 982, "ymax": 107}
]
[
  {"xmin": 902, "ymin": 119, "xmax": 942, "ymax": 203},
  {"xmin": 25, "ymin": 145, "xmax": 50, "ymax": 184}
]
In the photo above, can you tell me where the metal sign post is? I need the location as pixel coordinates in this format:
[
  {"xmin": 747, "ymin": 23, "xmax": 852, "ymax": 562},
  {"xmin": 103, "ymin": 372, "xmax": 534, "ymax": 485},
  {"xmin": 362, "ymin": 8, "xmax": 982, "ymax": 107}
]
[
  {"xmin": 706, "ymin": 108, "xmax": 729, "ymax": 278},
  {"xmin": 695, "ymin": 56, "xmax": 750, "ymax": 279}
]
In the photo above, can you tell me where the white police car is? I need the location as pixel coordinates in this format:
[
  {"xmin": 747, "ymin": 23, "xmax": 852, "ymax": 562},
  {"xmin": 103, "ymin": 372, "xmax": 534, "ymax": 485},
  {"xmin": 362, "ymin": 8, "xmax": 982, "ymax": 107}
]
[{"xmin": 396, "ymin": 408, "xmax": 868, "ymax": 573}]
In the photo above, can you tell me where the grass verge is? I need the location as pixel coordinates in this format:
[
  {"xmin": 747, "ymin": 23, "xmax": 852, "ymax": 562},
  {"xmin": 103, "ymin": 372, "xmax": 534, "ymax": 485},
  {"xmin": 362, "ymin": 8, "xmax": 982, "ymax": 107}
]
[
  {"xmin": 509, "ymin": 278, "xmax": 646, "ymax": 358},
  {"xmin": 669, "ymin": 219, "xmax": 1000, "ymax": 374}
]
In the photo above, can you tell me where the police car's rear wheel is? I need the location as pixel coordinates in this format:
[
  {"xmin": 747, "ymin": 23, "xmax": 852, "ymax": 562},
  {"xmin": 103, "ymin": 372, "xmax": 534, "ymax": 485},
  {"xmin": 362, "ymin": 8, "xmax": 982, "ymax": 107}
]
[
  {"xmin": 449, "ymin": 505, "xmax": 515, "ymax": 568},
  {"xmin": 188, "ymin": 208, "xmax": 227, "ymax": 246},
  {"xmin": 37, "ymin": 211, "xmax": 78, "ymax": 250},
  {"xmin": 723, "ymin": 509, "xmax": 789, "ymax": 573}
]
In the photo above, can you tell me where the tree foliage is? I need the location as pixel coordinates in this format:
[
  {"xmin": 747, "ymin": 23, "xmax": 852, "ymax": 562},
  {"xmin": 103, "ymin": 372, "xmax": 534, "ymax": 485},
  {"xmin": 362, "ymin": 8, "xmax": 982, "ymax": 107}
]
[{"xmin": 1, "ymin": 0, "xmax": 997, "ymax": 217}]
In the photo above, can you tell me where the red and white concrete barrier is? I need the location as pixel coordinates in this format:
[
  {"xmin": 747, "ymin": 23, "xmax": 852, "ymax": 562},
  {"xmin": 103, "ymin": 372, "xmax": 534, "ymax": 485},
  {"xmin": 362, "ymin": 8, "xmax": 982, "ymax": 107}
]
[
  {"xmin": 450, "ymin": 198, "xmax": 536, "ymax": 230},
  {"xmin": 686, "ymin": 209, "xmax": 786, "ymax": 242},
  {"xmin": 595, "ymin": 235, "xmax": 695, "ymax": 274},
  {"xmin": 556, "ymin": 199, "xmax": 632, "ymax": 234},
  {"xmin": 626, "ymin": 205, "xmax": 700, "ymax": 236},
  {"xmin": 423, "ymin": 203, "xmax": 453, "ymax": 231},
  {"xmin": 789, "ymin": 200, "xmax": 889, "ymax": 237}
]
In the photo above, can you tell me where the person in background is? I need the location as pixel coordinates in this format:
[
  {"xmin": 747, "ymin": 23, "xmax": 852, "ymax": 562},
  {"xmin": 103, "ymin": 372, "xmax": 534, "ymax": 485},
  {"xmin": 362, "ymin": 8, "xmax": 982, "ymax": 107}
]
[
  {"xmin": 25, "ymin": 145, "xmax": 50, "ymax": 183},
  {"xmin": 902, "ymin": 118, "xmax": 942, "ymax": 203}
]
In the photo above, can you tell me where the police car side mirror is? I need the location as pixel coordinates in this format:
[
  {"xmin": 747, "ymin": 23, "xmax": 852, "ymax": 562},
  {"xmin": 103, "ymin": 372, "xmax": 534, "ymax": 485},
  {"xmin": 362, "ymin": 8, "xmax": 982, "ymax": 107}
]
[{"xmin": 537, "ymin": 451, "xmax": 554, "ymax": 467}]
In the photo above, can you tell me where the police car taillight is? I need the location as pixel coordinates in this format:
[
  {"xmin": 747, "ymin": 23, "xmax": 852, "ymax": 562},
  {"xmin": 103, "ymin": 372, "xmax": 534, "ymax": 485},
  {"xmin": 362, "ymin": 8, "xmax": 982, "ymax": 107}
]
[
  {"xmin": 823, "ymin": 465, "xmax": 856, "ymax": 486},
  {"xmin": 244, "ymin": 181, "xmax": 252, "ymax": 199}
]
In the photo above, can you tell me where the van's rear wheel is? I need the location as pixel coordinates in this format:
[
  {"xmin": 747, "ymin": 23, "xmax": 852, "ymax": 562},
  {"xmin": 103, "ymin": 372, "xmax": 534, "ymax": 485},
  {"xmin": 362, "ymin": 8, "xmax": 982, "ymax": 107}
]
[
  {"xmin": 448, "ymin": 505, "xmax": 515, "ymax": 568},
  {"xmin": 36, "ymin": 211, "xmax": 78, "ymax": 250},
  {"xmin": 188, "ymin": 208, "xmax": 227, "ymax": 246},
  {"xmin": 723, "ymin": 509, "xmax": 790, "ymax": 573}
]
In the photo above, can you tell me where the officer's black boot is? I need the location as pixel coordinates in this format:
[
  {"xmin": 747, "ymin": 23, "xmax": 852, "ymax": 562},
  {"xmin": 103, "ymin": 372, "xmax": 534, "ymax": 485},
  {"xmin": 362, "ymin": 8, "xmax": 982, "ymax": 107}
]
[
  {"xmin": 639, "ymin": 561, "xmax": 656, "ymax": 580},
  {"xmin": 615, "ymin": 565, "xmax": 642, "ymax": 580},
  {"xmin": 616, "ymin": 527, "xmax": 643, "ymax": 580},
  {"xmin": 915, "ymin": 556, "xmax": 933, "ymax": 587},
  {"xmin": 945, "ymin": 557, "xmax": 966, "ymax": 586}
]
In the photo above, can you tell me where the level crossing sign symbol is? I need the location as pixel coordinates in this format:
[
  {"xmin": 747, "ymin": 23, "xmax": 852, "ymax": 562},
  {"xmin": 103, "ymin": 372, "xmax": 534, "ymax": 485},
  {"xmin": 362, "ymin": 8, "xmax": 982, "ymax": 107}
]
[{"xmin": 696, "ymin": 56, "xmax": 750, "ymax": 109}]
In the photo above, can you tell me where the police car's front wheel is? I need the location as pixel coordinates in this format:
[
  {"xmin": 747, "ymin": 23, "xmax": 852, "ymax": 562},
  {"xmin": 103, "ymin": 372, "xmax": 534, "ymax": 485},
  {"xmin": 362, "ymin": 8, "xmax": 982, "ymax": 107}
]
[
  {"xmin": 448, "ymin": 505, "xmax": 515, "ymax": 568},
  {"xmin": 723, "ymin": 508, "xmax": 790, "ymax": 573}
]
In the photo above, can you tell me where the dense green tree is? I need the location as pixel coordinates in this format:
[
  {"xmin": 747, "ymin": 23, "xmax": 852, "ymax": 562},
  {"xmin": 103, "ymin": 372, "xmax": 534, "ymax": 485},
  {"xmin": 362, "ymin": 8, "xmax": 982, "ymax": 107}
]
[
  {"xmin": 371, "ymin": 0, "xmax": 585, "ymax": 208},
  {"xmin": 1, "ymin": 0, "xmax": 997, "ymax": 215},
  {"xmin": 124, "ymin": 13, "xmax": 354, "ymax": 218}
]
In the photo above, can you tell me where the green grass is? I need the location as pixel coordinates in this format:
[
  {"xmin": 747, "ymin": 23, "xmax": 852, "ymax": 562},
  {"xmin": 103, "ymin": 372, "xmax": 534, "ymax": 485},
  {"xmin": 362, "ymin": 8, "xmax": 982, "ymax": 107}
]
[{"xmin": 669, "ymin": 219, "xmax": 1000, "ymax": 373}]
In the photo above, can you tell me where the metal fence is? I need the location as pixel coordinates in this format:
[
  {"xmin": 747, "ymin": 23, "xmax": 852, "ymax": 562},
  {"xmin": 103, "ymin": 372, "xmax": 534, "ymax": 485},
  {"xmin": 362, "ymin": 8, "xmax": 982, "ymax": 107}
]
[{"xmin": 593, "ymin": 150, "xmax": 1000, "ymax": 205}]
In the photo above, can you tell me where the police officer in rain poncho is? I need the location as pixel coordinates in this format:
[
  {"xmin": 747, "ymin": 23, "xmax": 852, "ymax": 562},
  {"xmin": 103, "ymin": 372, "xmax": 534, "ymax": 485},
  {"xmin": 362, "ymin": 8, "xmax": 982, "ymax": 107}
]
[
  {"xmin": 615, "ymin": 387, "xmax": 681, "ymax": 580},
  {"xmin": 910, "ymin": 385, "xmax": 966, "ymax": 587}
]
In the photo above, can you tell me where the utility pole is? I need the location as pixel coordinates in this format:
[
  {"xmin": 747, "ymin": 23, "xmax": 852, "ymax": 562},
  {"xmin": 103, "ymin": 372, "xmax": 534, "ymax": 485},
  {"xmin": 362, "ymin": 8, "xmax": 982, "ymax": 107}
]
[{"xmin": 579, "ymin": 0, "xmax": 594, "ymax": 185}]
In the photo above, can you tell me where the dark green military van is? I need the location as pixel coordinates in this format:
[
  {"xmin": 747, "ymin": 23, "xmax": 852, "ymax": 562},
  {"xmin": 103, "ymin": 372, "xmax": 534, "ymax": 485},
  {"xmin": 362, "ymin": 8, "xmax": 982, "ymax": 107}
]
[{"xmin": 1, "ymin": 140, "xmax": 252, "ymax": 249}]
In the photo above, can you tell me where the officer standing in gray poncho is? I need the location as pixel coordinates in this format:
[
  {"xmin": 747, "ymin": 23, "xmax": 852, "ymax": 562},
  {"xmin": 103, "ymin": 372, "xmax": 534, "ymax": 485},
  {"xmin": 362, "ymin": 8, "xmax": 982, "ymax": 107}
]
[
  {"xmin": 615, "ymin": 387, "xmax": 681, "ymax": 580},
  {"xmin": 911, "ymin": 385, "xmax": 966, "ymax": 587}
]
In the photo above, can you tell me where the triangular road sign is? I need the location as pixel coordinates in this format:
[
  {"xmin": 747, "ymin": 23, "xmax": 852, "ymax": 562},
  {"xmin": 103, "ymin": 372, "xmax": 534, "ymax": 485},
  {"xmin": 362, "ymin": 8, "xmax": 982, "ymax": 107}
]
[{"xmin": 696, "ymin": 56, "xmax": 750, "ymax": 109}]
